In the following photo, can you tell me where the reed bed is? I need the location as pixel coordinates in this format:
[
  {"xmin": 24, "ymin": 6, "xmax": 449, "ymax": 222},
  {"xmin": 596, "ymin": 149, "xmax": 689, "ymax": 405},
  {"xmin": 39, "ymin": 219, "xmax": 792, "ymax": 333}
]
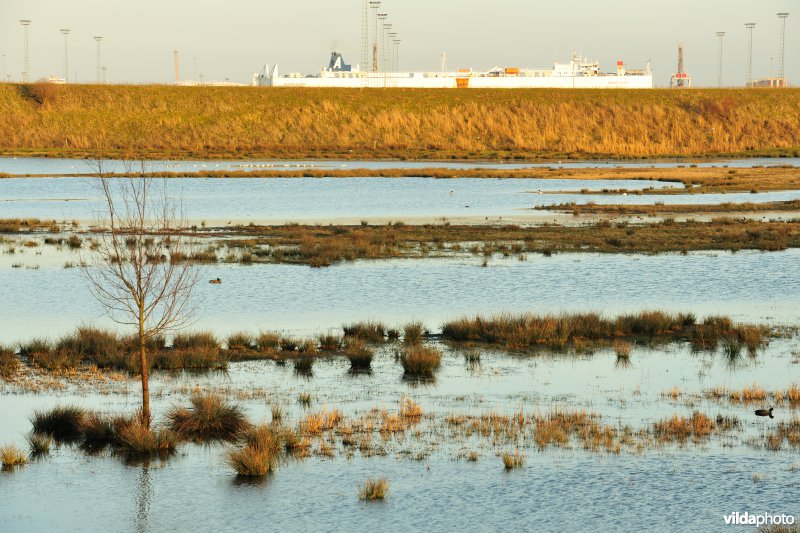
[
  {"xmin": 28, "ymin": 406, "xmax": 176, "ymax": 457},
  {"xmin": 217, "ymin": 218, "xmax": 800, "ymax": 266},
  {"xmin": 15, "ymin": 329, "xmax": 225, "ymax": 373},
  {"xmin": 0, "ymin": 218, "xmax": 61, "ymax": 233},
  {"xmin": 2, "ymin": 85, "xmax": 800, "ymax": 160},
  {"xmin": 544, "ymin": 199, "xmax": 800, "ymax": 216},
  {"xmin": 442, "ymin": 311, "xmax": 769, "ymax": 353}
]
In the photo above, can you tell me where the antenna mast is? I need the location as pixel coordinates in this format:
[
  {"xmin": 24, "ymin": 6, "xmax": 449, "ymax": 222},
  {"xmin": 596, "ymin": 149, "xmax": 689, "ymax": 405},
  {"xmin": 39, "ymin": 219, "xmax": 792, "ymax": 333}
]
[
  {"xmin": 60, "ymin": 29, "xmax": 70, "ymax": 83},
  {"xmin": 745, "ymin": 23, "xmax": 755, "ymax": 86},
  {"xmin": 20, "ymin": 20, "xmax": 31, "ymax": 83}
]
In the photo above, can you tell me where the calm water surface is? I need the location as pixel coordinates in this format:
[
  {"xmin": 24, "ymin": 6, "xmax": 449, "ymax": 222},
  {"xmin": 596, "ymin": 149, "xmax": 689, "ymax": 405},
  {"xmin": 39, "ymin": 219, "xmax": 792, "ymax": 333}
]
[
  {"xmin": 1, "ymin": 250, "xmax": 799, "ymax": 343},
  {"xmin": 0, "ymin": 156, "xmax": 798, "ymax": 174},
  {"xmin": 1, "ymin": 177, "xmax": 799, "ymax": 224}
]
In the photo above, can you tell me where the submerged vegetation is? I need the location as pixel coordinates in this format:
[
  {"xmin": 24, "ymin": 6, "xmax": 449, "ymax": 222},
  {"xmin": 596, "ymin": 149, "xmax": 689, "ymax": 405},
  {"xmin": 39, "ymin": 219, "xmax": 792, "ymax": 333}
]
[{"xmin": 1, "ymin": 85, "xmax": 800, "ymax": 160}]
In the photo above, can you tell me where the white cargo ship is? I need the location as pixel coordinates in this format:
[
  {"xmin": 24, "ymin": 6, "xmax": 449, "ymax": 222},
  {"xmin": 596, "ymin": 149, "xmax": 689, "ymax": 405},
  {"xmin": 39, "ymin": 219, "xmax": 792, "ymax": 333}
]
[{"xmin": 254, "ymin": 51, "xmax": 653, "ymax": 89}]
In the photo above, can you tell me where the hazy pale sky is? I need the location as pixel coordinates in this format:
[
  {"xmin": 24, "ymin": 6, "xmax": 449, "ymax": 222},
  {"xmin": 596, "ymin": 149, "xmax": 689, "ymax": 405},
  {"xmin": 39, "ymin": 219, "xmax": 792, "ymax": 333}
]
[{"xmin": 0, "ymin": 0, "xmax": 796, "ymax": 87}]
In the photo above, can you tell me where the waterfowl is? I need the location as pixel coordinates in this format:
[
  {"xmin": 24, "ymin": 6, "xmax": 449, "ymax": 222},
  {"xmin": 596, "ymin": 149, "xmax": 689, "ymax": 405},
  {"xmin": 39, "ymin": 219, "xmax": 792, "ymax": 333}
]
[
  {"xmin": 209, "ymin": 278, "xmax": 222, "ymax": 284},
  {"xmin": 754, "ymin": 407, "xmax": 774, "ymax": 419}
]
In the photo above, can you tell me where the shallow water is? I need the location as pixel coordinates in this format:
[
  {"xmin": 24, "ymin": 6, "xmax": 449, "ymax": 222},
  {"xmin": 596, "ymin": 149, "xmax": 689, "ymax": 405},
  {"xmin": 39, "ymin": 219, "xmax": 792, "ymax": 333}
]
[
  {"xmin": 1, "ymin": 447, "xmax": 798, "ymax": 532},
  {"xmin": 3, "ymin": 156, "xmax": 800, "ymax": 531},
  {"xmin": 1, "ymin": 341, "xmax": 799, "ymax": 532},
  {"xmin": 1, "ymin": 176, "xmax": 675, "ymax": 223},
  {"xmin": 1, "ymin": 176, "xmax": 799, "ymax": 224},
  {"xmin": 1, "ymin": 156, "xmax": 798, "ymax": 175},
  {"xmin": 1, "ymin": 250, "xmax": 799, "ymax": 344}
]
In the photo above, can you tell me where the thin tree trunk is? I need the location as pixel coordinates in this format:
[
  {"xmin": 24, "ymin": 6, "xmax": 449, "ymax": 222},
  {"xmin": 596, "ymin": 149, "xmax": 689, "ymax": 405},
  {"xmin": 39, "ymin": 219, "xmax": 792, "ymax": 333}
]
[{"xmin": 139, "ymin": 319, "xmax": 151, "ymax": 428}]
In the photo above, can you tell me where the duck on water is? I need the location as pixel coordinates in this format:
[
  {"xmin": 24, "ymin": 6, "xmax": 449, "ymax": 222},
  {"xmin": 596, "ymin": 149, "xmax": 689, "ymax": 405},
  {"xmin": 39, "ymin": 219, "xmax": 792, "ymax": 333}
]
[{"xmin": 754, "ymin": 407, "xmax": 774, "ymax": 419}]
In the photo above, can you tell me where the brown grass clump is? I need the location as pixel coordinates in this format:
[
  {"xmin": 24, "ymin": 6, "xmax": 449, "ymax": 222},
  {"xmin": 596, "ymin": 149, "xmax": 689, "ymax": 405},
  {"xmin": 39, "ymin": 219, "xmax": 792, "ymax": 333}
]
[
  {"xmin": 400, "ymin": 345, "xmax": 442, "ymax": 378},
  {"xmin": 26, "ymin": 433, "xmax": 53, "ymax": 455},
  {"xmin": 167, "ymin": 393, "xmax": 250, "ymax": 442},
  {"xmin": 359, "ymin": 478, "xmax": 388, "ymax": 501},
  {"xmin": 343, "ymin": 321, "xmax": 387, "ymax": 342},
  {"xmin": 256, "ymin": 332, "xmax": 281, "ymax": 352},
  {"xmin": 502, "ymin": 450, "xmax": 525, "ymax": 469},
  {"xmin": 0, "ymin": 347, "xmax": 20, "ymax": 379},
  {"xmin": 172, "ymin": 331, "xmax": 219, "ymax": 351},
  {"xmin": 653, "ymin": 412, "xmax": 715, "ymax": 443},
  {"xmin": 399, "ymin": 397, "xmax": 423, "ymax": 420},
  {"xmin": 442, "ymin": 311, "xmax": 769, "ymax": 353},
  {"xmin": 1, "ymin": 445, "xmax": 28, "ymax": 467},
  {"xmin": 226, "ymin": 332, "xmax": 253, "ymax": 351},
  {"xmin": 403, "ymin": 322, "xmax": 425, "ymax": 345},
  {"xmin": 614, "ymin": 340, "xmax": 632, "ymax": 359},
  {"xmin": 763, "ymin": 419, "xmax": 800, "ymax": 451},
  {"xmin": 116, "ymin": 422, "xmax": 178, "ymax": 456},
  {"xmin": 789, "ymin": 385, "xmax": 800, "ymax": 406},
  {"xmin": 228, "ymin": 424, "xmax": 282, "ymax": 477},
  {"xmin": 318, "ymin": 334, "xmax": 341, "ymax": 352},
  {"xmin": 31, "ymin": 405, "xmax": 87, "ymax": 442},
  {"xmin": 343, "ymin": 338, "xmax": 374, "ymax": 371}
]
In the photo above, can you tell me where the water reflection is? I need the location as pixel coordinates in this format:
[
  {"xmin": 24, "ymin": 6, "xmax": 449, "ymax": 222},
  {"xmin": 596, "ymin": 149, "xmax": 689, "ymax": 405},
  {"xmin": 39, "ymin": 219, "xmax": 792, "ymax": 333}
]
[{"xmin": 135, "ymin": 464, "xmax": 153, "ymax": 533}]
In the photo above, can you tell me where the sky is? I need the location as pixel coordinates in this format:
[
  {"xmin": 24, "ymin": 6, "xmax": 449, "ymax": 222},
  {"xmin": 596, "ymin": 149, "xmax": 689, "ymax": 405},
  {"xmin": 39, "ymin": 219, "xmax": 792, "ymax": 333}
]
[{"xmin": 0, "ymin": 0, "xmax": 796, "ymax": 87}]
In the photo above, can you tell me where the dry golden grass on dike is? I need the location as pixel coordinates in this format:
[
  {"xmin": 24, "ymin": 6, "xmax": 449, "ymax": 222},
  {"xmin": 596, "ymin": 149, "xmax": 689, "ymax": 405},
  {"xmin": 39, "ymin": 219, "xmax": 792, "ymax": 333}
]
[{"xmin": 1, "ymin": 84, "xmax": 799, "ymax": 160}]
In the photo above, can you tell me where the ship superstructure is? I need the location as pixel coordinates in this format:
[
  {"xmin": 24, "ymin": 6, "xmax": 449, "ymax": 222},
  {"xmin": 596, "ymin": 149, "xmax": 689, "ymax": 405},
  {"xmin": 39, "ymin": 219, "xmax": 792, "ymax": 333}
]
[{"xmin": 254, "ymin": 51, "xmax": 653, "ymax": 89}]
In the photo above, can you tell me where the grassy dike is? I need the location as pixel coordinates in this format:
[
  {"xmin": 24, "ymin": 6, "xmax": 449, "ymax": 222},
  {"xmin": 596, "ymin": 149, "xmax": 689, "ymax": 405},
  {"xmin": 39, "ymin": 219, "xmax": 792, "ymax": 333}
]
[{"xmin": 1, "ymin": 83, "xmax": 799, "ymax": 160}]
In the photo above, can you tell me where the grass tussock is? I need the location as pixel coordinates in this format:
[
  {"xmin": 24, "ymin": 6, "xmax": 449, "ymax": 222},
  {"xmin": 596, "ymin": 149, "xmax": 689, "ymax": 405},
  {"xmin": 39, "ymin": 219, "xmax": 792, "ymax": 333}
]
[
  {"xmin": 115, "ymin": 422, "xmax": 178, "ymax": 456},
  {"xmin": 763, "ymin": 419, "xmax": 800, "ymax": 451},
  {"xmin": 226, "ymin": 332, "xmax": 254, "ymax": 351},
  {"xmin": 400, "ymin": 345, "xmax": 442, "ymax": 378},
  {"xmin": 359, "ymin": 478, "xmax": 389, "ymax": 501},
  {"xmin": 26, "ymin": 433, "xmax": 53, "ymax": 455},
  {"xmin": 653, "ymin": 412, "xmax": 716, "ymax": 443},
  {"xmin": 228, "ymin": 424, "xmax": 283, "ymax": 477},
  {"xmin": 502, "ymin": 450, "xmax": 525, "ymax": 469},
  {"xmin": 1, "ymin": 445, "xmax": 28, "ymax": 467},
  {"xmin": 343, "ymin": 338, "xmax": 374, "ymax": 371},
  {"xmin": 0, "ymin": 347, "xmax": 20, "ymax": 379},
  {"xmin": 343, "ymin": 321, "xmax": 387, "ymax": 342},
  {"xmin": 442, "ymin": 311, "xmax": 769, "ymax": 353},
  {"xmin": 31, "ymin": 405, "xmax": 87, "ymax": 442},
  {"xmin": 167, "ymin": 393, "xmax": 250, "ymax": 442},
  {"xmin": 403, "ymin": 322, "xmax": 425, "ymax": 345},
  {"xmin": 318, "ymin": 334, "xmax": 341, "ymax": 352},
  {"xmin": 2, "ymin": 85, "xmax": 800, "ymax": 160}
]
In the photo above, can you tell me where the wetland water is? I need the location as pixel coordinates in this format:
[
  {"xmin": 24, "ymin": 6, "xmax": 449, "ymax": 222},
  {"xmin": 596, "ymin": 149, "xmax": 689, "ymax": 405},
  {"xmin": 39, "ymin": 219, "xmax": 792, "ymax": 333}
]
[
  {"xmin": 1, "ymin": 341, "xmax": 799, "ymax": 532},
  {"xmin": 1, "ymin": 176, "xmax": 800, "ymax": 224},
  {"xmin": 2, "ymin": 250, "xmax": 800, "ymax": 343},
  {"xmin": 2, "ymin": 157, "xmax": 800, "ymax": 531},
  {"xmin": 1, "ymin": 156, "xmax": 799, "ymax": 175}
]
